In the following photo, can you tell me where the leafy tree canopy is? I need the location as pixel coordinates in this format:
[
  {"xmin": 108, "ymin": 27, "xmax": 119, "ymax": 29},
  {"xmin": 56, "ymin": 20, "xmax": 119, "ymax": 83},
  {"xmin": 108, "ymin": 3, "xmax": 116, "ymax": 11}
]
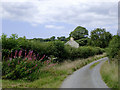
[
  {"xmin": 107, "ymin": 35, "xmax": 120, "ymax": 58},
  {"xmin": 90, "ymin": 28, "xmax": 112, "ymax": 48},
  {"xmin": 69, "ymin": 26, "xmax": 88, "ymax": 40},
  {"xmin": 50, "ymin": 36, "xmax": 55, "ymax": 41},
  {"xmin": 76, "ymin": 38, "xmax": 89, "ymax": 46},
  {"xmin": 57, "ymin": 36, "xmax": 67, "ymax": 41}
]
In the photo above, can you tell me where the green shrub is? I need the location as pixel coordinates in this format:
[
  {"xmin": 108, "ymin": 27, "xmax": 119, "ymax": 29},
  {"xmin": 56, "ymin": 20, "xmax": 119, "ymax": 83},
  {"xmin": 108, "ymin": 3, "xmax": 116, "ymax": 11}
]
[
  {"xmin": 78, "ymin": 47, "xmax": 90, "ymax": 58},
  {"xmin": 64, "ymin": 45, "xmax": 79, "ymax": 60},
  {"xmin": 107, "ymin": 35, "xmax": 120, "ymax": 58},
  {"xmin": 92, "ymin": 47, "xmax": 103, "ymax": 55},
  {"xmin": 76, "ymin": 38, "xmax": 89, "ymax": 46},
  {"xmin": 46, "ymin": 41, "xmax": 65, "ymax": 62},
  {"xmin": 77, "ymin": 46, "xmax": 102, "ymax": 58},
  {"xmin": 2, "ymin": 34, "xmax": 19, "ymax": 50},
  {"xmin": 30, "ymin": 41, "xmax": 48, "ymax": 56},
  {"xmin": 17, "ymin": 37, "xmax": 32, "ymax": 50},
  {"xmin": 64, "ymin": 46, "xmax": 104, "ymax": 60}
]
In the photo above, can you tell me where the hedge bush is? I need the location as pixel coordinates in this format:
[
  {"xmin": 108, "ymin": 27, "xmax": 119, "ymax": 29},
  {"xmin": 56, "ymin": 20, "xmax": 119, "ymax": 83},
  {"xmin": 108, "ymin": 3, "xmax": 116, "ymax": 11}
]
[
  {"xmin": 46, "ymin": 41, "xmax": 65, "ymax": 61},
  {"xmin": 106, "ymin": 35, "xmax": 120, "ymax": 59},
  {"xmin": 64, "ymin": 45, "xmax": 104, "ymax": 60},
  {"xmin": 2, "ymin": 34, "xmax": 105, "ymax": 81},
  {"xmin": 64, "ymin": 45, "xmax": 79, "ymax": 60},
  {"xmin": 2, "ymin": 34, "xmax": 104, "ymax": 61}
]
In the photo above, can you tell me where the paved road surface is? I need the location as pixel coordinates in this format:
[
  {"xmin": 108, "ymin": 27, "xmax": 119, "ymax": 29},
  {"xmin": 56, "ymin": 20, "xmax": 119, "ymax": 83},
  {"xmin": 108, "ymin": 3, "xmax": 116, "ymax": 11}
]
[{"xmin": 61, "ymin": 57, "xmax": 109, "ymax": 88}]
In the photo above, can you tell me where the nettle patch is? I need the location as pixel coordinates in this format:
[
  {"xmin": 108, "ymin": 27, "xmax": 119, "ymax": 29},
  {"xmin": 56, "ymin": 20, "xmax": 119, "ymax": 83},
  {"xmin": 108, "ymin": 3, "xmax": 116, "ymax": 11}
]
[{"xmin": 2, "ymin": 49, "xmax": 57, "ymax": 81}]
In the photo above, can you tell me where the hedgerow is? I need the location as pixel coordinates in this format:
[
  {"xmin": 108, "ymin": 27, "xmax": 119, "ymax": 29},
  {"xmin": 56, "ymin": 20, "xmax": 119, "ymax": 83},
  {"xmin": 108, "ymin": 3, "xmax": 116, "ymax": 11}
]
[
  {"xmin": 106, "ymin": 35, "xmax": 120, "ymax": 59},
  {"xmin": 2, "ymin": 34, "xmax": 104, "ymax": 81}
]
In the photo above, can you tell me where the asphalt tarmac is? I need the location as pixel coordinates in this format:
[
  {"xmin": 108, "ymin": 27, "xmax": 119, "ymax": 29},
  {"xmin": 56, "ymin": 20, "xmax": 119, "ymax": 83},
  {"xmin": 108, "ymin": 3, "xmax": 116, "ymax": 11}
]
[{"xmin": 61, "ymin": 57, "xmax": 109, "ymax": 88}]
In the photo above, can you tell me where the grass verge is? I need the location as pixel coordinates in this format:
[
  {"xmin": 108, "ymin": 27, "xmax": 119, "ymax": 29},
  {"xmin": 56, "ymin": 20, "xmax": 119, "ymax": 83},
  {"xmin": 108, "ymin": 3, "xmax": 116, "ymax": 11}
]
[
  {"xmin": 90, "ymin": 61, "xmax": 100, "ymax": 69},
  {"xmin": 100, "ymin": 60, "xmax": 118, "ymax": 88},
  {"xmin": 2, "ymin": 53, "xmax": 106, "ymax": 88}
]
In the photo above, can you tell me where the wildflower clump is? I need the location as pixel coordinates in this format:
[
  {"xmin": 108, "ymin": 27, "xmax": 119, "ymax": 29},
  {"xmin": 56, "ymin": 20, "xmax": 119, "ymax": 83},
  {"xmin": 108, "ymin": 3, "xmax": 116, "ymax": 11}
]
[{"xmin": 2, "ymin": 49, "xmax": 56, "ymax": 81}]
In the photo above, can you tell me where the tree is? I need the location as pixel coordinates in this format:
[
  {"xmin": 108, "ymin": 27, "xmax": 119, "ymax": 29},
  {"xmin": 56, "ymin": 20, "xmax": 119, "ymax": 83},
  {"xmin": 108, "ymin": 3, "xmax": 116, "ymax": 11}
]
[
  {"xmin": 50, "ymin": 36, "xmax": 55, "ymax": 41},
  {"xmin": 10, "ymin": 34, "xmax": 18, "ymax": 39},
  {"xmin": 107, "ymin": 35, "xmax": 120, "ymax": 59},
  {"xmin": 69, "ymin": 26, "xmax": 88, "ymax": 40},
  {"xmin": 32, "ymin": 38, "xmax": 44, "ymax": 42},
  {"xmin": 2, "ymin": 33, "xmax": 19, "ymax": 49},
  {"xmin": 76, "ymin": 38, "xmax": 89, "ymax": 46},
  {"xmin": 90, "ymin": 28, "xmax": 112, "ymax": 48},
  {"xmin": 44, "ymin": 38, "xmax": 51, "ymax": 42},
  {"xmin": 57, "ymin": 36, "xmax": 67, "ymax": 41}
]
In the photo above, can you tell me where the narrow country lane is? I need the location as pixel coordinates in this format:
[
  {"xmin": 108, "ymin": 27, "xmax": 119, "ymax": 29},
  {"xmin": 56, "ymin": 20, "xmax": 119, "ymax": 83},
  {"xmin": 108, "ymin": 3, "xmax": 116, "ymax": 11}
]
[{"xmin": 61, "ymin": 57, "xmax": 109, "ymax": 88}]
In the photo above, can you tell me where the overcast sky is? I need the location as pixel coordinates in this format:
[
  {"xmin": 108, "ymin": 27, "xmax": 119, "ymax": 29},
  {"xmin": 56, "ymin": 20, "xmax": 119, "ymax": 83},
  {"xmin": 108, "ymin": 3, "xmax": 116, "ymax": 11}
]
[{"xmin": 1, "ymin": 0, "xmax": 119, "ymax": 39}]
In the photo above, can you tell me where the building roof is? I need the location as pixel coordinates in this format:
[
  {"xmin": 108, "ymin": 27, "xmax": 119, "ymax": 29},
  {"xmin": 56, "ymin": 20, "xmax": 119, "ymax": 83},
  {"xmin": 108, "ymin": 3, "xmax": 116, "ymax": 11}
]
[{"xmin": 65, "ymin": 37, "xmax": 79, "ymax": 48}]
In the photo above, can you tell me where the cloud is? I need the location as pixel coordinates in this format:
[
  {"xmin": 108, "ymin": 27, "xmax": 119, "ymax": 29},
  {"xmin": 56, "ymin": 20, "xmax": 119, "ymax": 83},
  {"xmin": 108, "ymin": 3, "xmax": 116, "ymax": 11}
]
[
  {"xmin": 1, "ymin": 0, "xmax": 29, "ymax": 2},
  {"xmin": 1, "ymin": 0, "xmax": 118, "ymax": 2},
  {"xmin": 45, "ymin": 25, "xmax": 64, "ymax": 29},
  {"xmin": 1, "ymin": 0, "xmax": 118, "ymax": 31}
]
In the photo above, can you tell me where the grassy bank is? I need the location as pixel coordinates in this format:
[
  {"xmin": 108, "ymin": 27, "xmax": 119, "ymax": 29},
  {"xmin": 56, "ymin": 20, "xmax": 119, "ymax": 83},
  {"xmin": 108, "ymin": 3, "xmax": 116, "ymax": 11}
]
[
  {"xmin": 2, "ymin": 53, "xmax": 106, "ymax": 88},
  {"xmin": 90, "ymin": 61, "xmax": 100, "ymax": 69},
  {"xmin": 100, "ymin": 60, "xmax": 118, "ymax": 88}
]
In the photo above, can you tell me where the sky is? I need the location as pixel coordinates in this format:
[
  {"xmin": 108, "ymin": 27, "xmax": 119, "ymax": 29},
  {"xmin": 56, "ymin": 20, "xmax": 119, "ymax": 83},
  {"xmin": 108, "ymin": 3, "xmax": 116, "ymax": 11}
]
[{"xmin": 1, "ymin": 0, "xmax": 119, "ymax": 39}]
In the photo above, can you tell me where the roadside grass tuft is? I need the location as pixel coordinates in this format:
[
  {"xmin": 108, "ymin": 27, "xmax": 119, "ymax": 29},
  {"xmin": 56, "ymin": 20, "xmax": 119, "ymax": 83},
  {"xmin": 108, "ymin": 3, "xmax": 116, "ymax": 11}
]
[
  {"xmin": 100, "ymin": 60, "xmax": 118, "ymax": 88},
  {"xmin": 90, "ymin": 62, "xmax": 100, "ymax": 69}
]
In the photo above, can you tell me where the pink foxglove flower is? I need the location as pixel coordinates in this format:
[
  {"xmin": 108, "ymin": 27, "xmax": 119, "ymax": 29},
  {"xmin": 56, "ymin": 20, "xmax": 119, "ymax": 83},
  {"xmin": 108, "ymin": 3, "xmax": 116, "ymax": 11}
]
[
  {"xmin": 40, "ymin": 55, "xmax": 45, "ymax": 60},
  {"xmin": 28, "ymin": 58, "xmax": 32, "ymax": 60},
  {"xmin": 18, "ymin": 50, "xmax": 22, "ymax": 58},
  {"xmin": 36, "ymin": 64, "xmax": 38, "ymax": 67},
  {"xmin": 9, "ymin": 58, "xmax": 12, "ymax": 61},
  {"xmin": 14, "ymin": 50, "xmax": 18, "ymax": 58},
  {"xmin": 28, "ymin": 50, "xmax": 31, "ymax": 56},
  {"xmin": 18, "ymin": 60, "xmax": 20, "ymax": 64},
  {"xmin": 34, "ymin": 57, "xmax": 36, "ymax": 60},
  {"xmin": 47, "ymin": 60, "xmax": 50, "ymax": 64},
  {"xmin": 37, "ymin": 54, "xmax": 39, "ymax": 58},
  {"xmin": 30, "ymin": 50, "xmax": 33, "ymax": 58},
  {"xmin": 48, "ymin": 57, "xmax": 51, "ymax": 60},
  {"xmin": 25, "ymin": 50, "xmax": 27, "ymax": 57}
]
